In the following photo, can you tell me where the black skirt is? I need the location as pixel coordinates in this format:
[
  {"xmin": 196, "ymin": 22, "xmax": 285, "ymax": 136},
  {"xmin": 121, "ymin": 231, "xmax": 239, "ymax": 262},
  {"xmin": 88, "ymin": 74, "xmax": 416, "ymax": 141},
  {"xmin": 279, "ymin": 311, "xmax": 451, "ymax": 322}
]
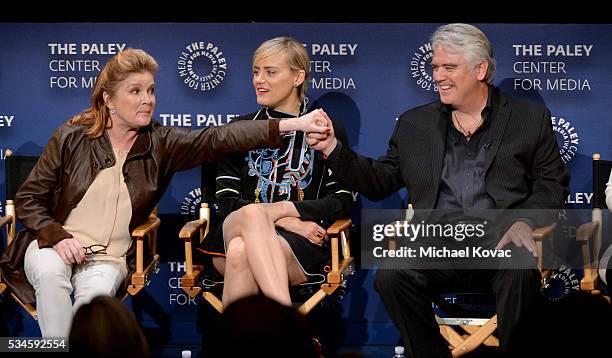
[{"xmin": 275, "ymin": 228, "xmax": 331, "ymax": 274}]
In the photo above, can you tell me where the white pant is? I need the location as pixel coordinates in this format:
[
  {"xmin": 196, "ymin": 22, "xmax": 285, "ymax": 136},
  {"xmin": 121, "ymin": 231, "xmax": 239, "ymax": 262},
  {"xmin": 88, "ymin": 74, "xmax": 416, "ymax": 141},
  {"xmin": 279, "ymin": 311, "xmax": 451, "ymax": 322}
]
[{"xmin": 24, "ymin": 240, "xmax": 125, "ymax": 338}]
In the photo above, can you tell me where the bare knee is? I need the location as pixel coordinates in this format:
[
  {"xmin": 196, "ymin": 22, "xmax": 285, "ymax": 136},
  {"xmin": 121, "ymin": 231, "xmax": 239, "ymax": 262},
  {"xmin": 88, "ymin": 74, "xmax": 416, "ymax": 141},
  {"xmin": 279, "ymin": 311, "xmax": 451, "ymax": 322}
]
[
  {"xmin": 223, "ymin": 204, "xmax": 275, "ymax": 246},
  {"xmin": 223, "ymin": 204, "xmax": 269, "ymax": 238},
  {"xmin": 238, "ymin": 204, "xmax": 268, "ymax": 223},
  {"xmin": 225, "ymin": 237, "xmax": 250, "ymax": 273}
]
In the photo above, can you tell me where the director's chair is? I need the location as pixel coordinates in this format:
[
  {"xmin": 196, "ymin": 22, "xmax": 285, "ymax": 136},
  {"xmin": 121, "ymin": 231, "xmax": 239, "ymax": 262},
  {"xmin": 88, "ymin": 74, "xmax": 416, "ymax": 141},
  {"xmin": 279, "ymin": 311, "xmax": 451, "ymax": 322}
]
[
  {"xmin": 391, "ymin": 205, "xmax": 557, "ymax": 357},
  {"xmin": 177, "ymin": 163, "xmax": 355, "ymax": 314},
  {"xmin": 0, "ymin": 149, "xmax": 162, "ymax": 320},
  {"xmin": 574, "ymin": 153, "xmax": 611, "ymax": 301}
]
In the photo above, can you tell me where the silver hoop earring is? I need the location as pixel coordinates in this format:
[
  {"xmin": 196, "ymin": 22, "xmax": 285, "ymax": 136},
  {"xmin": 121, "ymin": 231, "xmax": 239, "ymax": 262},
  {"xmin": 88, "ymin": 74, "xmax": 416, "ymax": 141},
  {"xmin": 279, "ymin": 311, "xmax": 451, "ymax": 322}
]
[{"xmin": 110, "ymin": 108, "xmax": 116, "ymax": 114}]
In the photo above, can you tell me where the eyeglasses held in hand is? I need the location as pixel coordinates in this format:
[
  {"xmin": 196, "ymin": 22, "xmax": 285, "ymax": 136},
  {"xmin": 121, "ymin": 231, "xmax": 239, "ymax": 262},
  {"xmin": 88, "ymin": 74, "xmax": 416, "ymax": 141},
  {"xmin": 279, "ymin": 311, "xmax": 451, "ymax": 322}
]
[{"xmin": 83, "ymin": 244, "xmax": 108, "ymax": 256}]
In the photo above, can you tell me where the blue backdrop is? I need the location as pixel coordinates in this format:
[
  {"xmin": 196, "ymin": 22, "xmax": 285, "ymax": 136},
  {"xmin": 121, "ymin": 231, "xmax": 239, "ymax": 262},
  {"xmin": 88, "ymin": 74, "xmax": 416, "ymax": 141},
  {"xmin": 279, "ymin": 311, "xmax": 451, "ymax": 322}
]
[{"xmin": 1, "ymin": 23, "xmax": 609, "ymax": 356}]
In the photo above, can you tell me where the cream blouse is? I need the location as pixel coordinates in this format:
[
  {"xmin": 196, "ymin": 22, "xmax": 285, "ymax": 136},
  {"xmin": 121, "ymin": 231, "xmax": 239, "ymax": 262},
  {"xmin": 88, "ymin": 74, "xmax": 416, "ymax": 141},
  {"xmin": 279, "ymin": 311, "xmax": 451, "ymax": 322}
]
[{"xmin": 63, "ymin": 148, "xmax": 132, "ymax": 276}]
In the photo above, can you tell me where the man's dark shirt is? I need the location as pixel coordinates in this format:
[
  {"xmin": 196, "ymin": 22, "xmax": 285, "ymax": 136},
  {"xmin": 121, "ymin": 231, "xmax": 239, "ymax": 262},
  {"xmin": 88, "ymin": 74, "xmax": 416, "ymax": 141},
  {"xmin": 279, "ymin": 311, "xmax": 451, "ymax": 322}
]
[{"xmin": 435, "ymin": 86, "xmax": 496, "ymax": 211}]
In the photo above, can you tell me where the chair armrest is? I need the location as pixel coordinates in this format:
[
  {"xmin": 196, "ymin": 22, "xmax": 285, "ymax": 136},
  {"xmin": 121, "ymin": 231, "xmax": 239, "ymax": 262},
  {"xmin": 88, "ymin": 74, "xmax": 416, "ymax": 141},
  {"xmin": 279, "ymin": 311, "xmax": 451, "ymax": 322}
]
[
  {"xmin": 180, "ymin": 218, "xmax": 208, "ymax": 280},
  {"xmin": 532, "ymin": 223, "xmax": 556, "ymax": 240},
  {"xmin": 531, "ymin": 223, "xmax": 556, "ymax": 276},
  {"xmin": 131, "ymin": 216, "xmax": 161, "ymax": 238},
  {"xmin": 326, "ymin": 218, "xmax": 353, "ymax": 281},
  {"xmin": 0, "ymin": 215, "xmax": 11, "ymax": 228},
  {"xmin": 130, "ymin": 215, "xmax": 160, "ymax": 279},
  {"xmin": 178, "ymin": 204, "xmax": 211, "ymax": 292},
  {"xmin": 575, "ymin": 221, "xmax": 599, "ymax": 242},
  {"xmin": 575, "ymin": 221, "xmax": 601, "ymax": 291},
  {"xmin": 179, "ymin": 219, "xmax": 207, "ymax": 239},
  {"xmin": 327, "ymin": 218, "xmax": 352, "ymax": 235}
]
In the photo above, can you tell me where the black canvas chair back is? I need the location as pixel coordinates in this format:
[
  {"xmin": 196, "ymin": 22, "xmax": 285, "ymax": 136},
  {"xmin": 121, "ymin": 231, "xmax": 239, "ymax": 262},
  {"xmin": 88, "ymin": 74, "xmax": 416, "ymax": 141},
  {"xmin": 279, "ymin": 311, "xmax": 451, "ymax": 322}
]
[
  {"xmin": 5, "ymin": 155, "xmax": 38, "ymax": 201},
  {"xmin": 1, "ymin": 154, "xmax": 40, "ymax": 317},
  {"xmin": 198, "ymin": 161, "xmax": 223, "ymax": 256},
  {"xmin": 201, "ymin": 162, "xmax": 218, "ymax": 207},
  {"xmin": 194, "ymin": 162, "xmax": 224, "ymax": 285}
]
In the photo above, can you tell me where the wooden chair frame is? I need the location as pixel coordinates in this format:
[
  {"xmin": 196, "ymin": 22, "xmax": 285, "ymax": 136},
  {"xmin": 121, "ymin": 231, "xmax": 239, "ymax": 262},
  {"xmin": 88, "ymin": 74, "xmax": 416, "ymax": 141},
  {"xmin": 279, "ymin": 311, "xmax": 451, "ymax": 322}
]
[
  {"xmin": 393, "ymin": 205, "xmax": 556, "ymax": 357},
  {"xmin": 178, "ymin": 203, "xmax": 354, "ymax": 315},
  {"xmin": 0, "ymin": 149, "xmax": 161, "ymax": 320},
  {"xmin": 574, "ymin": 153, "xmax": 611, "ymax": 302}
]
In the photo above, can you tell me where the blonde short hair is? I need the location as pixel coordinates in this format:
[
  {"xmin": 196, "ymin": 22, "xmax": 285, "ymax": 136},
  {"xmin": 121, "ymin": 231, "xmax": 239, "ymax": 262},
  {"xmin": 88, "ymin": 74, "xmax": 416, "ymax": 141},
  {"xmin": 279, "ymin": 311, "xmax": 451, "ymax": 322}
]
[{"xmin": 253, "ymin": 37, "xmax": 310, "ymax": 100}]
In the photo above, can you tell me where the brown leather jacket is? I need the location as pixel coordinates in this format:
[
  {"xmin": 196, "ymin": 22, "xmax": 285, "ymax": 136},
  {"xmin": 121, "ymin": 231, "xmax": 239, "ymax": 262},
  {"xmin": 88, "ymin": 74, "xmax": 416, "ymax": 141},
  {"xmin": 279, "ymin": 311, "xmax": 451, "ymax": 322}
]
[{"xmin": 0, "ymin": 118, "xmax": 281, "ymax": 304}]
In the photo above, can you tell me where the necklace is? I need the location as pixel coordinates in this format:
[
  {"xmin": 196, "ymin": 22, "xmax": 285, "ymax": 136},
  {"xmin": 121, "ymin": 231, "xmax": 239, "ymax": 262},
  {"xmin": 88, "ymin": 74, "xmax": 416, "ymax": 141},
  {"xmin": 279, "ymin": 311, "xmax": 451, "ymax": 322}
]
[
  {"xmin": 452, "ymin": 111, "xmax": 483, "ymax": 140},
  {"xmin": 254, "ymin": 100, "xmax": 311, "ymax": 203}
]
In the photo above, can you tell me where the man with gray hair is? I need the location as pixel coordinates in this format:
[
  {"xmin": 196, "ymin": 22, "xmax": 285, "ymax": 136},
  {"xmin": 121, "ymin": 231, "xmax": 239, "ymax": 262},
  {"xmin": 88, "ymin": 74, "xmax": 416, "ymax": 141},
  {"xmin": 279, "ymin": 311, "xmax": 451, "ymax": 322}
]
[{"xmin": 308, "ymin": 23, "xmax": 569, "ymax": 357}]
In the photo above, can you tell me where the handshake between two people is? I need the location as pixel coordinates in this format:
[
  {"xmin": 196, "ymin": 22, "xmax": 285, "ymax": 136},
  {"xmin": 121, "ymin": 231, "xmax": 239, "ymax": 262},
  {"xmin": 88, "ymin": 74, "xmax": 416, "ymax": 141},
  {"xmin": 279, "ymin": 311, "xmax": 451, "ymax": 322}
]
[
  {"xmin": 293, "ymin": 108, "xmax": 338, "ymax": 157},
  {"xmin": 278, "ymin": 108, "xmax": 337, "ymax": 156}
]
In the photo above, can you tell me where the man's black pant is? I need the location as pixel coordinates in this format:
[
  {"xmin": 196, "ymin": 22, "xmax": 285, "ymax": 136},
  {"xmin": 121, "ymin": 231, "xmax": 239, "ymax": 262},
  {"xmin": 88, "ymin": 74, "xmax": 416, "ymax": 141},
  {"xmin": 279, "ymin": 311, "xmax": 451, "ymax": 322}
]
[{"xmin": 374, "ymin": 262, "xmax": 541, "ymax": 358}]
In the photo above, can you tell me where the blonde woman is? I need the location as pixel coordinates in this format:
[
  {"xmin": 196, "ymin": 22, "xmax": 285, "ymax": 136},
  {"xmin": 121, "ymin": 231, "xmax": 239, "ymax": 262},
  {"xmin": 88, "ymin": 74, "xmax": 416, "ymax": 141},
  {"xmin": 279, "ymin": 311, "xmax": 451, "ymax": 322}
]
[{"xmin": 208, "ymin": 37, "xmax": 353, "ymax": 307}]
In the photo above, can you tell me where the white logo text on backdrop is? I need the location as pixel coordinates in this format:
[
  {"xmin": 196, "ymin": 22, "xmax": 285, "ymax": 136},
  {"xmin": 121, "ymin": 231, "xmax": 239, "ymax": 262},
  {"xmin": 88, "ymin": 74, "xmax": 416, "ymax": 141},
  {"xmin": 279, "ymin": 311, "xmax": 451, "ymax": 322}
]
[
  {"xmin": 552, "ymin": 115, "xmax": 580, "ymax": 163},
  {"xmin": 411, "ymin": 42, "xmax": 438, "ymax": 92},
  {"xmin": 178, "ymin": 42, "xmax": 228, "ymax": 92}
]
